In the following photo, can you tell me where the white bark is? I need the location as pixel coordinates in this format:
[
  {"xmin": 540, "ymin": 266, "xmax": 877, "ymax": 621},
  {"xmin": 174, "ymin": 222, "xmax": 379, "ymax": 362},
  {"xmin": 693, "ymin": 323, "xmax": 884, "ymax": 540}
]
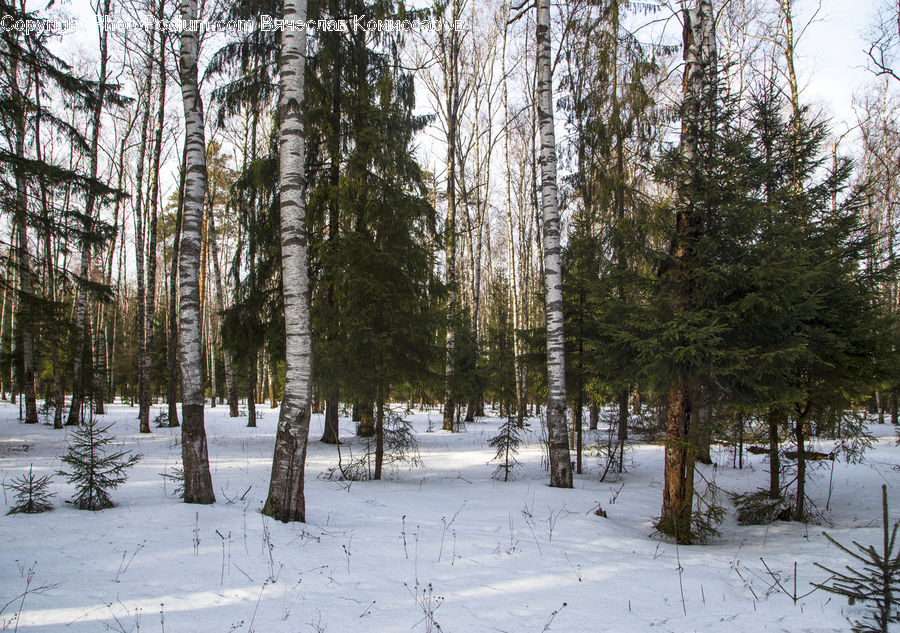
[
  {"xmin": 178, "ymin": 0, "xmax": 214, "ymax": 504},
  {"xmin": 134, "ymin": 25, "xmax": 156, "ymax": 433},
  {"xmin": 502, "ymin": 5, "xmax": 525, "ymax": 423},
  {"xmin": 263, "ymin": 0, "xmax": 312, "ymax": 523},
  {"xmin": 536, "ymin": 0, "xmax": 572, "ymax": 488}
]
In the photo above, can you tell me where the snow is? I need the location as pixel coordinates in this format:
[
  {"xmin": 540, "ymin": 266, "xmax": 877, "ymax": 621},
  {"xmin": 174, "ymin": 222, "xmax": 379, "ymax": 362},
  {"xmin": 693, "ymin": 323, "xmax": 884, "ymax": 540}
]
[{"xmin": 1, "ymin": 400, "xmax": 898, "ymax": 632}]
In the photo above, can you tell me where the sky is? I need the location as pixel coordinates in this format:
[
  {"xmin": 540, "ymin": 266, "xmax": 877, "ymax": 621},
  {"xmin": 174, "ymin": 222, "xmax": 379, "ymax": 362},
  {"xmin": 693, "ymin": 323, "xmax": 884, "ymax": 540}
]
[
  {"xmin": 25, "ymin": 0, "xmax": 895, "ymax": 195},
  {"xmin": 790, "ymin": 0, "xmax": 887, "ymax": 132}
]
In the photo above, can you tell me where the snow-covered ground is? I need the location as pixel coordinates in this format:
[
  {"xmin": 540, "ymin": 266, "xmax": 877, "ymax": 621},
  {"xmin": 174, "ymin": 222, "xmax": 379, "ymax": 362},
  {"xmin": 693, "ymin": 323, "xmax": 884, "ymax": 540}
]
[{"xmin": 1, "ymin": 400, "xmax": 897, "ymax": 632}]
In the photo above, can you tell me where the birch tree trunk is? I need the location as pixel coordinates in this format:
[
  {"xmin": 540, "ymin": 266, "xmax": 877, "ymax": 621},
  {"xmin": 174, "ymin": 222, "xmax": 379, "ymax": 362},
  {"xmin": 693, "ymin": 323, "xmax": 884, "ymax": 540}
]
[
  {"xmin": 441, "ymin": 0, "xmax": 461, "ymax": 431},
  {"xmin": 178, "ymin": 0, "xmax": 214, "ymax": 504},
  {"xmin": 143, "ymin": 0, "xmax": 167, "ymax": 428},
  {"xmin": 502, "ymin": 6, "xmax": 525, "ymax": 426},
  {"xmin": 263, "ymin": 0, "xmax": 312, "ymax": 523},
  {"xmin": 167, "ymin": 145, "xmax": 186, "ymax": 428},
  {"xmin": 536, "ymin": 0, "xmax": 572, "ymax": 488},
  {"xmin": 135, "ymin": 26, "xmax": 156, "ymax": 433},
  {"xmin": 67, "ymin": 0, "xmax": 111, "ymax": 426}
]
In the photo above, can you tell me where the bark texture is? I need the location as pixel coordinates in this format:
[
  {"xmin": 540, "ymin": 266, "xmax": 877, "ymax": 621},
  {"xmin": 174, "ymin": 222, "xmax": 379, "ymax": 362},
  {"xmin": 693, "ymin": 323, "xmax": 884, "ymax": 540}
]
[
  {"xmin": 441, "ymin": 0, "xmax": 461, "ymax": 432},
  {"xmin": 263, "ymin": 0, "xmax": 312, "ymax": 523},
  {"xmin": 178, "ymin": 0, "xmax": 214, "ymax": 504},
  {"xmin": 657, "ymin": 0, "xmax": 716, "ymax": 544},
  {"xmin": 536, "ymin": 0, "xmax": 572, "ymax": 488}
]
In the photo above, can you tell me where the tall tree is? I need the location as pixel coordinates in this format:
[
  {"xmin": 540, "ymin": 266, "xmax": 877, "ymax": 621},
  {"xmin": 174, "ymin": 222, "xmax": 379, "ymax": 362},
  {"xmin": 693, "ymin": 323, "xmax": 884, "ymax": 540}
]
[
  {"xmin": 66, "ymin": 0, "xmax": 117, "ymax": 426},
  {"xmin": 536, "ymin": 0, "xmax": 572, "ymax": 488},
  {"xmin": 263, "ymin": 0, "xmax": 312, "ymax": 522},
  {"xmin": 440, "ymin": 0, "xmax": 464, "ymax": 432},
  {"xmin": 656, "ymin": 0, "xmax": 716, "ymax": 542},
  {"xmin": 178, "ymin": 0, "xmax": 215, "ymax": 504},
  {"xmin": 134, "ymin": 13, "xmax": 158, "ymax": 433}
]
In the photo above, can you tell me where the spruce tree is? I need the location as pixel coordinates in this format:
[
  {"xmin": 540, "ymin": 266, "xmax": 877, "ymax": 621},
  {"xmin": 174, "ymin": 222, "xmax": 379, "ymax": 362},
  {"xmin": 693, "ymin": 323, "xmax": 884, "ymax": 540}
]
[
  {"xmin": 814, "ymin": 485, "xmax": 900, "ymax": 633},
  {"xmin": 304, "ymin": 0, "xmax": 443, "ymax": 475},
  {"xmin": 0, "ymin": 1, "xmax": 123, "ymax": 425},
  {"xmin": 58, "ymin": 419, "xmax": 141, "ymax": 511},
  {"xmin": 490, "ymin": 416, "xmax": 525, "ymax": 481},
  {"xmin": 4, "ymin": 465, "xmax": 54, "ymax": 514}
]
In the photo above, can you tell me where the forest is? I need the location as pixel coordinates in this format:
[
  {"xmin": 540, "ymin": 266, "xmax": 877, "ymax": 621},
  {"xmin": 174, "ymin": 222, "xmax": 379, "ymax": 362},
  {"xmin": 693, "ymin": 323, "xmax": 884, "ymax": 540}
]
[{"xmin": 1, "ymin": 0, "xmax": 900, "ymax": 630}]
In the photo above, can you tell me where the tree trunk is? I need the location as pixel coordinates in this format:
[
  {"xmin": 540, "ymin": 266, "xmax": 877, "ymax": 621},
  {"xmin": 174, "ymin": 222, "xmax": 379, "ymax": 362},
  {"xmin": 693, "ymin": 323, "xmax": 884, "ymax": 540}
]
[
  {"xmin": 143, "ymin": 0, "xmax": 167, "ymax": 426},
  {"xmin": 67, "ymin": 0, "xmax": 112, "ymax": 427},
  {"xmin": 10, "ymin": 52, "xmax": 36, "ymax": 424},
  {"xmin": 247, "ymin": 350, "xmax": 257, "ymax": 428},
  {"xmin": 263, "ymin": 0, "xmax": 313, "ymax": 522},
  {"xmin": 574, "ymin": 392, "xmax": 583, "ymax": 475},
  {"xmin": 134, "ymin": 25, "xmax": 156, "ymax": 434},
  {"xmin": 659, "ymin": 380, "xmax": 695, "ymax": 542},
  {"xmin": 768, "ymin": 406, "xmax": 782, "ymax": 499},
  {"xmin": 32, "ymin": 67, "xmax": 64, "ymax": 426},
  {"xmin": 794, "ymin": 405, "xmax": 809, "ymax": 521},
  {"xmin": 0, "ymin": 267, "xmax": 7, "ymax": 401},
  {"xmin": 167, "ymin": 145, "xmax": 186, "ymax": 428},
  {"xmin": 321, "ymin": 395, "xmax": 340, "ymax": 444},
  {"xmin": 441, "ymin": 0, "xmax": 462, "ymax": 432},
  {"xmin": 208, "ymin": 202, "xmax": 237, "ymax": 417},
  {"xmin": 268, "ymin": 359, "xmax": 277, "ymax": 408},
  {"xmin": 657, "ymin": 0, "xmax": 714, "ymax": 545},
  {"xmin": 374, "ymin": 395, "xmax": 385, "ymax": 480},
  {"xmin": 178, "ymin": 0, "xmax": 214, "ymax": 504},
  {"xmin": 357, "ymin": 401, "xmax": 374, "ymax": 437},
  {"xmin": 536, "ymin": 0, "xmax": 572, "ymax": 489},
  {"xmin": 616, "ymin": 389, "xmax": 628, "ymax": 473}
]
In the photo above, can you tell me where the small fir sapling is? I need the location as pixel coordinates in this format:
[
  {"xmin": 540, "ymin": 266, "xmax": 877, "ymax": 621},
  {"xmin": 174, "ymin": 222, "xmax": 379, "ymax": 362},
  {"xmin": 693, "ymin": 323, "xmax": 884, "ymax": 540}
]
[
  {"xmin": 814, "ymin": 485, "xmax": 900, "ymax": 633},
  {"xmin": 490, "ymin": 416, "xmax": 525, "ymax": 481},
  {"xmin": 58, "ymin": 418, "xmax": 141, "ymax": 510},
  {"xmin": 4, "ymin": 465, "xmax": 55, "ymax": 514}
]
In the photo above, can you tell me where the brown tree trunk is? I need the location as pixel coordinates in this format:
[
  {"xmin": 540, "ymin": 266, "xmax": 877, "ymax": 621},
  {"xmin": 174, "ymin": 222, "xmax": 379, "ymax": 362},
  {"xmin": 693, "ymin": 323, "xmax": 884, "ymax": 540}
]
[
  {"xmin": 616, "ymin": 389, "xmax": 628, "ymax": 473},
  {"xmin": 321, "ymin": 395, "xmax": 340, "ymax": 444},
  {"xmin": 441, "ymin": 0, "xmax": 462, "ymax": 432},
  {"xmin": 659, "ymin": 380, "xmax": 695, "ymax": 542},
  {"xmin": 768, "ymin": 407, "xmax": 783, "ymax": 499},
  {"xmin": 794, "ymin": 405, "xmax": 809, "ymax": 520},
  {"xmin": 374, "ymin": 396, "xmax": 385, "ymax": 480},
  {"xmin": 357, "ymin": 401, "xmax": 374, "ymax": 437},
  {"xmin": 247, "ymin": 350, "xmax": 257, "ymax": 428}
]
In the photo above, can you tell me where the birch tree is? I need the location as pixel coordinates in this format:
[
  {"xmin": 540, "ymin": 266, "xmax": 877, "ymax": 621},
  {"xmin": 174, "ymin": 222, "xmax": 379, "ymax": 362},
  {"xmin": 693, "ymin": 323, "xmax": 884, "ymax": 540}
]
[
  {"xmin": 535, "ymin": 0, "xmax": 572, "ymax": 488},
  {"xmin": 263, "ymin": 0, "xmax": 312, "ymax": 522},
  {"xmin": 134, "ymin": 18, "xmax": 156, "ymax": 433},
  {"xmin": 178, "ymin": 0, "xmax": 214, "ymax": 504}
]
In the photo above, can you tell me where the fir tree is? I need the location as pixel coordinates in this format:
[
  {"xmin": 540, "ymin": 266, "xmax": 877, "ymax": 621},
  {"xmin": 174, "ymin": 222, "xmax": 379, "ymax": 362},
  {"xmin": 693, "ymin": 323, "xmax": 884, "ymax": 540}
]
[
  {"xmin": 489, "ymin": 416, "xmax": 525, "ymax": 481},
  {"xmin": 0, "ymin": 0, "xmax": 123, "ymax": 425},
  {"xmin": 4, "ymin": 464, "xmax": 54, "ymax": 514},
  {"xmin": 304, "ymin": 0, "xmax": 443, "ymax": 476},
  {"xmin": 814, "ymin": 485, "xmax": 900, "ymax": 633},
  {"xmin": 58, "ymin": 418, "xmax": 141, "ymax": 511}
]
